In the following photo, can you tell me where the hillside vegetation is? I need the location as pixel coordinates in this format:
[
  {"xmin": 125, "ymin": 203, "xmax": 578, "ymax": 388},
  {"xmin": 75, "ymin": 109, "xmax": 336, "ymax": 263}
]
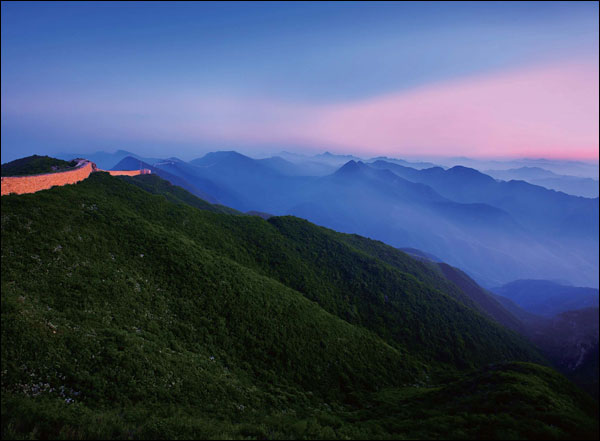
[
  {"xmin": 1, "ymin": 155, "xmax": 78, "ymax": 177},
  {"xmin": 2, "ymin": 172, "xmax": 597, "ymax": 439}
]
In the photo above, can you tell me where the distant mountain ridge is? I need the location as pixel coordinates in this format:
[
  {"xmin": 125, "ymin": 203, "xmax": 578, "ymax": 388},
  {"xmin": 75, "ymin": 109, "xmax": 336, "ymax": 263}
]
[
  {"xmin": 49, "ymin": 150, "xmax": 600, "ymax": 288},
  {"xmin": 111, "ymin": 156, "xmax": 219, "ymax": 203},
  {"xmin": 56, "ymin": 149, "xmax": 155, "ymax": 170},
  {"xmin": 439, "ymin": 157, "xmax": 600, "ymax": 180},
  {"xmin": 369, "ymin": 159, "xmax": 598, "ymax": 286},
  {"xmin": 491, "ymin": 279, "xmax": 599, "ymax": 317},
  {"xmin": 367, "ymin": 156, "xmax": 439, "ymax": 169},
  {"xmin": 485, "ymin": 167, "xmax": 599, "ymax": 198}
]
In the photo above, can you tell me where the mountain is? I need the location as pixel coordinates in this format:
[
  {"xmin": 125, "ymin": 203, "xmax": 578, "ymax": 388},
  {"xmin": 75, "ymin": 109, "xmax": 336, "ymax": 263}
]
[
  {"xmin": 257, "ymin": 156, "xmax": 307, "ymax": 175},
  {"xmin": 369, "ymin": 160, "xmax": 598, "ymax": 235},
  {"xmin": 399, "ymin": 247, "xmax": 442, "ymax": 262},
  {"xmin": 490, "ymin": 293, "xmax": 542, "ymax": 324},
  {"xmin": 55, "ymin": 150, "xmax": 162, "ymax": 170},
  {"xmin": 111, "ymin": 156, "xmax": 219, "ymax": 204},
  {"xmin": 371, "ymin": 160, "xmax": 598, "ymax": 228},
  {"xmin": 313, "ymin": 151, "xmax": 364, "ymax": 166},
  {"xmin": 187, "ymin": 151, "xmax": 315, "ymax": 212},
  {"xmin": 367, "ymin": 156, "xmax": 440, "ymax": 170},
  {"xmin": 121, "ymin": 152, "xmax": 597, "ymax": 288},
  {"xmin": 122, "ymin": 174, "xmax": 240, "ymax": 215},
  {"xmin": 276, "ymin": 151, "xmax": 340, "ymax": 175},
  {"xmin": 435, "ymin": 263, "xmax": 525, "ymax": 334},
  {"xmin": 391, "ymin": 251, "xmax": 599, "ymax": 395},
  {"xmin": 491, "ymin": 280, "xmax": 599, "ymax": 317},
  {"xmin": 487, "ymin": 166, "xmax": 563, "ymax": 180},
  {"xmin": 3, "ymin": 170, "xmax": 597, "ymax": 439},
  {"xmin": 527, "ymin": 307, "xmax": 599, "ymax": 397},
  {"xmin": 144, "ymin": 155, "xmax": 245, "ymax": 209},
  {"xmin": 437, "ymin": 157, "xmax": 600, "ymax": 180},
  {"xmin": 528, "ymin": 176, "xmax": 599, "ymax": 198},
  {"xmin": 1, "ymin": 155, "xmax": 77, "ymax": 176},
  {"xmin": 370, "ymin": 160, "xmax": 599, "ymax": 287},
  {"xmin": 487, "ymin": 295, "xmax": 600, "ymax": 399},
  {"xmin": 485, "ymin": 167, "xmax": 599, "ymax": 198},
  {"xmin": 258, "ymin": 156, "xmax": 336, "ymax": 176},
  {"xmin": 284, "ymin": 161, "xmax": 591, "ymax": 287},
  {"xmin": 333, "ymin": 236, "xmax": 529, "ymax": 336}
]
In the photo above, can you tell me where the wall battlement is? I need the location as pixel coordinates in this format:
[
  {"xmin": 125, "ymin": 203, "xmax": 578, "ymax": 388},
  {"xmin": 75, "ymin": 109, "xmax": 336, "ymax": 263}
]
[
  {"xmin": 102, "ymin": 169, "xmax": 152, "ymax": 177},
  {"xmin": 1, "ymin": 159, "xmax": 151, "ymax": 196}
]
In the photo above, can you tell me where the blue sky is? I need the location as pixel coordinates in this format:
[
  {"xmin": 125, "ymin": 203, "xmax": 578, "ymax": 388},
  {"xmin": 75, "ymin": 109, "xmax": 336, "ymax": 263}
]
[{"xmin": 1, "ymin": 1, "xmax": 598, "ymax": 162}]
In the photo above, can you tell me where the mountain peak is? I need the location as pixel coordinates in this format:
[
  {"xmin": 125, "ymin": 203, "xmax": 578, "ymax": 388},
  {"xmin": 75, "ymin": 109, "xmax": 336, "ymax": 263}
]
[
  {"xmin": 191, "ymin": 150, "xmax": 254, "ymax": 167},
  {"xmin": 447, "ymin": 165, "xmax": 496, "ymax": 182},
  {"xmin": 335, "ymin": 160, "xmax": 369, "ymax": 176},
  {"xmin": 111, "ymin": 156, "xmax": 153, "ymax": 171},
  {"xmin": 447, "ymin": 165, "xmax": 482, "ymax": 174},
  {"xmin": 204, "ymin": 150, "xmax": 247, "ymax": 159}
]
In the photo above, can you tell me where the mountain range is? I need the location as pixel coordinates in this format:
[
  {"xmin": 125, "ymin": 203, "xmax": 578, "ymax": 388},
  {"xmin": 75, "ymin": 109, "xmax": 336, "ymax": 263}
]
[
  {"xmin": 491, "ymin": 280, "xmax": 599, "ymax": 318},
  {"xmin": 2, "ymin": 163, "xmax": 598, "ymax": 439},
  {"xmin": 94, "ymin": 151, "xmax": 598, "ymax": 288},
  {"xmin": 484, "ymin": 167, "xmax": 599, "ymax": 198}
]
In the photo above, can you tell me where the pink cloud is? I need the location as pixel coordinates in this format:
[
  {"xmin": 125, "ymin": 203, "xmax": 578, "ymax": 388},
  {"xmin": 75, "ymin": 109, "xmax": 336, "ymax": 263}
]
[
  {"xmin": 3, "ymin": 60, "xmax": 598, "ymax": 159},
  {"xmin": 183, "ymin": 60, "xmax": 599, "ymax": 159},
  {"xmin": 302, "ymin": 61, "xmax": 599, "ymax": 159}
]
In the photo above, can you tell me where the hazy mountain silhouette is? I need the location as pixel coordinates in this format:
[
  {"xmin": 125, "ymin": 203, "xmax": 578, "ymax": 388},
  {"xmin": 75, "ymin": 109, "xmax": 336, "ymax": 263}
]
[
  {"xmin": 111, "ymin": 156, "xmax": 219, "ymax": 203},
  {"xmin": 276, "ymin": 152, "xmax": 340, "ymax": 175},
  {"xmin": 436, "ymin": 157, "xmax": 600, "ymax": 180},
  {"xmin": 485, "ymin": 167, "xmax": 599, "ymax": 198},
  {"xmin": 491, "ymin": 280, "xmax": 599, "ymax": 317},
  {"xmin": 57, "ymin": 149, "xmax": 163, "ymax": 170},
  {"xmin": 256, "ymin": 156, "xmax": 309, "ymax": 176},
  {"xmin": 53, "ymin": 150, "xmax": 599, "ymax": 288},
  {"xmin": 313, "ymin": 151, "xmax": 363, "ymax": 166},
  {"xmin": 370, "ymin": 160, "xmax": 599, "ymax": 286},
  {"xmin": 188, "ymin": 151, "xmax": 317, "ymax": 212},
  {"xmin": 146, "ymin": 155, "xmax": 247, "ymax": 209},
  {"xmin": 367, "ymin": 156, "xmax": 440, "ymax": 169},
  {"xmin": 287, "ymin": 160, "xmax": 595, "ymax": 287}
]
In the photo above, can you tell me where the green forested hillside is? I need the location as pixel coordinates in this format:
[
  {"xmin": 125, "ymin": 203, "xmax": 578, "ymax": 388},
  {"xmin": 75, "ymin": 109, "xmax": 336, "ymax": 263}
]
[
  {"xmin": 1, "ymin": 172, "xmax": 597, "ymax": 439},
  {"xmin": 1, "ymin": 155, "xmax": 77, "ymax": 176},
  {"xmin": 116, "ymin": 176, "xmax": 542, "ymax": 371}
]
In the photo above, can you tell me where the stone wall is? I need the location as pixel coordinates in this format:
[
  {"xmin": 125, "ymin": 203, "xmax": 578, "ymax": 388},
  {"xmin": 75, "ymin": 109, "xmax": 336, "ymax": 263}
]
[
  {"xmin": 1, "ymin": 160, "xmax": 95, "ymax": 196},
  {"xmin": 1, "ymin": 161, "xmax": 151, "ymax": 196},
  {"xmin": 103, "ymin": 169, "xmax": 152, "ymax": 177}
]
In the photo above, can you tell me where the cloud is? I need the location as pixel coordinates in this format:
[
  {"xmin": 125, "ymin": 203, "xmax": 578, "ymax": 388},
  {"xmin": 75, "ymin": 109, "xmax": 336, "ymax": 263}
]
[
  {"xmin": 2, "ymin": 60, "xmax": 598, "ymax": 159},
  {"xmin": 306, "ymin": 60, "xmax": 599, "ymax": 159}
]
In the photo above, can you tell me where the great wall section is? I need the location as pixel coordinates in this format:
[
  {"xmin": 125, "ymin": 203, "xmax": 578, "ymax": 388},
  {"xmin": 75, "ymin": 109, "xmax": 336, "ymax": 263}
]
[{"xmin": 1, "ymin": 159, "xmax": 151, "ymax": 196}]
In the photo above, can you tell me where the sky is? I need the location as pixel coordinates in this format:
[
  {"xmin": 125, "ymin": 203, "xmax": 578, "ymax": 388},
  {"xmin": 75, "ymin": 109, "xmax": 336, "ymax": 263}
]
[{"xmin": 1, "ymin": 1, "xmax": 599, "ymax": 162}]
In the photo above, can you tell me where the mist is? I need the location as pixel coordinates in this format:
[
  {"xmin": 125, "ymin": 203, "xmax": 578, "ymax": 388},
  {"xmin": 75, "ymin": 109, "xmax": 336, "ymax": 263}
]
[{"xmin": 48, "ymin": 148, "xmax": 599, "ymax": 290}]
